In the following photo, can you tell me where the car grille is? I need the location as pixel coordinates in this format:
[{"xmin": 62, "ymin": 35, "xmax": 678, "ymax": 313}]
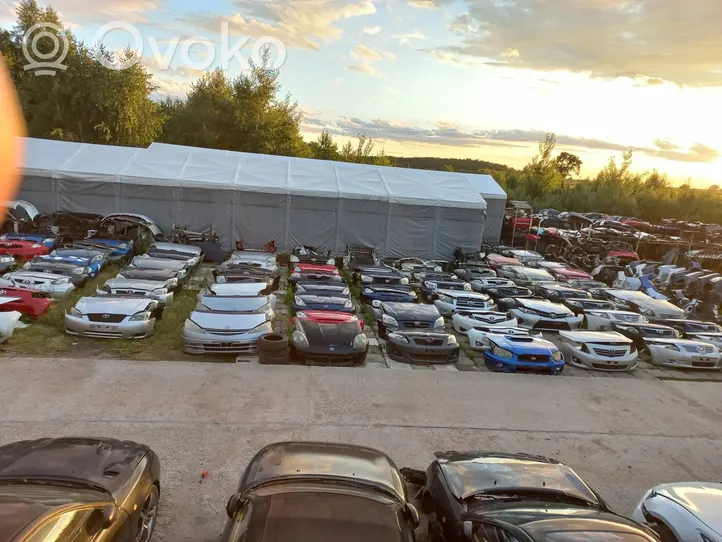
[
  {"xmin": 87, "ymin": 313, "xmax": 126, "ymax": 323},
  {"xmin": 206, "ymin": 329, "xmax": 250, "ymax": 335},
  {"xmin": 400, "ymin": 321, "xmax": 431, "ymax": 329},
  {"xmin": 303, "ymin": 274, "xmax": 335, "ymax": 281},
  {"xmin": 84, "ymin": 330, "xmax": 124, "ymax": 338},
  {"xmin": 456, "ymin": 298, "xmax": 489, "ymax": 309},
  {"xmin": 115, "ymin": 290, "xmax": 149, "ymax": 296},
  {"xmin": 411, "ymin": 337, "xmax": 445, "ymax": 347},
  {"xmin": 409, "ymin": 352, "xmax": 455, "ymax": 362},
  {"xmin": 681, "ymin": 344, "xmax": 716, "ymax": 354},
  {"xmin": 592, "ymin": 363, "xmax": 630, "ymax": 371},
  {"xmin": 187, "ymin": 342, "xmax": 259, "ymax": 353},
  {"xmin": 533, "ymin": 321, "xmax": 571, "ymax": 330},
  {"xmin": 517, "ymin": 354, "xmax": 550, "ymax": 363},
  {"xmin": 302, "ymin": 354, "xmax": 358, "ymax": 365},
  {"xmin": 692, "ymin": 361, "xmax": 716, "ymax": 368},
  {"xmin": 536, "ymin": 311, "xmax": 566, "ymax": 319},
  {"xmin": 373, "ymin": 277, "xmax": 402, "ymax": 285},
  {"xmin": 592, "ymin": 348, "xmax": 628, "ymax": 358}
]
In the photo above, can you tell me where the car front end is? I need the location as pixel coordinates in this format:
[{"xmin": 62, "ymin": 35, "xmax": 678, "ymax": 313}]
[
  {"xmin": 509, "ymin": 299, "xmax": 583, "ymax": 331},
  {"xmin": 611, "ymin": 322, "xmax": 679, "ymax": 347},
  {"xmin": 65, "ymin": 297, "xmax": 159, "ymax": 339},
  {"xmin": 434, "ymin": 290, "xmax": 495, "ymax": 316},
  {"xmin": 0, "ymin": 240, "xmax": 49, "ymax": 258},
  {"xmin": 360, "ymin": 284, "xmax": 417, "ymax": 305},
  {"xmin": 292, "ymin": 293, "xmax": 354, "ymax": 313},
  {"xmin": 559, "ymin": 331, "xmax": 638, "ymax": 371},
  {"xmin": 386, "ymin": 331, "xmax": 459, "ymax": 364},
  {"xmin": 645, "ymin": 339, "xmax": 722, "ymax": 369},
  {"xmin": 80, "ymin": 239, "xmax": 134, "ymax": 262},
  {"xmin": 291, "ymin": 317, "xmax": 368, "ymax": 366},
  {"xmin": 376, "ymin": 302, "xmax": 445, "ymax": 338},
  {"xmin": 97, "ymin": 279, "xmax": 175, "ymax": 306},
  {"xmin": 585, "ymin": 310, "xmax": 647, "ymax": 331},
  {"xmin": 183, "ymin": 311, "xmax": 273, "ymax": 355},
  {"xmin": 0, "ymin": 255, "xmax": 16, "ymax": 273},
  {"xmin": 468, "ymin": 326, "xmax": 539, "ymax": 351},
  {"xmin": 483, "ymin": 334, "xmax": 565, "ymax": 374},
  {"xmin": 23, "ymin": 260, "xmax": 93, "ymax": 286},
  {"xmin": 452, "ymin": 310, "xmax": 518, "ymax": 334},
  {"xmin": 1, "ymin": 271, "xmax": 75, "ymax": 298},
  {"xmin": 0, "ymin": 233, "xmax": 57, "ymax": 249}
]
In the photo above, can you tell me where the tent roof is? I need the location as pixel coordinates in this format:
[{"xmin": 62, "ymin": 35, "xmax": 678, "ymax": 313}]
[
  {"xmin": 464, "ymin": 173, "xmax": 507, "ymax": 200},
  {"xmin": 21, "ymin": 138, "xmax": 497, "ymax": 210}
]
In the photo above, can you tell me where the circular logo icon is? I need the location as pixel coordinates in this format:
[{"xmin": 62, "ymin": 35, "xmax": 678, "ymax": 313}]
[{"xmin": 102, "ymin": 314, "xmax": 111, "ymax": 319}]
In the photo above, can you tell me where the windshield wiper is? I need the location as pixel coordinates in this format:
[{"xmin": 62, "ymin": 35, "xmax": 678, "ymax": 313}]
[{"xmin": 469, "ymin": 488, "xmax": 598, "ymax": 507}]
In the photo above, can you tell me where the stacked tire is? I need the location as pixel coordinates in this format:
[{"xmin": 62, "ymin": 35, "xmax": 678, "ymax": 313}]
[{"xmin": 258, "ymin": 334, "xmax": 290, "ymax": 365}]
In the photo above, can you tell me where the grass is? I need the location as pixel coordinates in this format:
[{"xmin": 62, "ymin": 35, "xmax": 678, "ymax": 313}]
[{"xmin": 4, "ymin": 265, "xmax": 210, "ymax": 362}]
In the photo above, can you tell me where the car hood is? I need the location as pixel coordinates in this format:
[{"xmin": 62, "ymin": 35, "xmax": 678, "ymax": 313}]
[
  {"xmin": 104, "ymin": 279, "xmax": 167, "ymax": 291},
  {"xmin": 296, "ymin": 294, "xmax": 349, "ymax": 306},
  {"xmin": 75, "ymin": 297, "xmax": 154, "ymax": 315},
  {"xmin": 198, "ymin": 295, "xmax": 271, "ymax": 313},
  {"xmin": 7, "ymin": 271, "xmax": 66, "ymax": 282},
  {"xmin": 384, "ymin": 303, "xmax": 440, "ymax": 320},
  {"xmin": 299, "ymin": 320, "xmax": 361, "ymax": 347},
  {"xmin": 298, "ymin": 283, "xmax": 348, "ymax": 294},
  {"xmin": 150, "ymin": 242, "xmax": 201, "ymax": 256},
  {"xmin": 489, "ymin": 335, "xmax": 559, "ymax": 355},
  {"xmin": 364, "ymin": 285, "xmax": 412, "ymax": 294},
  {"xmin": 118, "ymin": 267, "xmax": 178, "ymax": 281},
  {"xmin": 656, "ymin": 483, "xmax": 722, "ymax": 537},
  {"xmin": 131, "ymin": 256, "xmax": 188, "ymax": 270},
  {"xmin": 210, "ymin": 283, "xmax": 267, "ymax": 297},
  {"xmin": 27, "ymin": 261, "xmax": 81, "ymax": 273},
  {"xmin": 37, "ymin": 255, "xmax": 90, "ymax": 266},
  {"xmin": 559, "ymin": 331, "xmax": 632, "ymax": 344},
  {"xmin": 517, "ymin": 298, "xmax": 573, "ymax": 315},
  {"xmin": 190, "ymin": 311, "xmax": 267, "ymax": 331},
  {"xmin": 644, "ymin": 338, "xmax": 717, "ymax": 348},
  {"xmin": 0, "ymin": 437, "xmax": 150, "ymax": 494},
  {"xmin": 612, "ymin": 323, "xmax": 678, "ymax": 338},
  {"xmin": 437, "ymin": 289, "xmax": 489, "ymax": 300}
]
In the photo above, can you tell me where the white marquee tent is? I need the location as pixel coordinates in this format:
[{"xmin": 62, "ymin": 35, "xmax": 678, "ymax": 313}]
[
  {"xmin": 18, "ymin": 138, "xmax": 504, "ymax": 258},
  {"xmin": 464, "ymin": 173, "xmax": 508, "ymax": 242}
]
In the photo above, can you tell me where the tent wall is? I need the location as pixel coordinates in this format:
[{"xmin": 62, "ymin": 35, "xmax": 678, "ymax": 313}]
[{"xmin": 481, "ymin": 196, "xmax": 506, "ymax": 242}]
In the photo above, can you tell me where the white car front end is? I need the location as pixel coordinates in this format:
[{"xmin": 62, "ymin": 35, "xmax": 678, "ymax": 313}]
[
  {"xmin": 645, "ymin": 338, "xmax": 722, "ymax": 369},
  {"xmin": 468, "ymin": 326, "xmax": 538, "ymax": 351},
  {"xmin": 452, "ymin": 311, "xmax": 518, "ymax": 334},
  {"xmin": 0, "ymin": 271, "xmax": 75, "ymax": 298},
  {"xmin": 508, "ymin": 298, "xmax": 583, "ymax": 331},
  {"xmin": 433, "ymin": 289, "xmax": 496, "ymax": 316},
  {"xmin": 585, "ymin": 310, "xmax": 647, "ymax": 331},
  {"xmin": 469, "ymin": 277, "xmax": 515, "ymax": 292},
  {"xmin": 559, "ymin": 331, "xmax": 638, "ymax": 371}
]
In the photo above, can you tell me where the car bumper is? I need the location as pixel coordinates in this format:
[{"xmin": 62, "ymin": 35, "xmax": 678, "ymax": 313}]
[
  {"xmin": 182, "ymin": 329, "xmax": 269, "ymax": 355},
  {"xmin": 483, "ymin": 352, "xmax": 565, "ymax": 374},
  {"xmin": 386, "ymin": 340, "xmax": 460, "ymax": 365},
  {"xmin": 516, "ymin": 313, "xmax": 583, "ymax": 331},
  {"xmin": 377, "ymin": 320, "xmax": 445, "ymax": 337},
  {"xmin": 561, "ymin": 346, "xmax": 638, "ymax": 371},
  {"xmin": 293, "ymin": 346, "xmax": 367, "ymax": 366},
  {"xmin": 64, "ymin": 315, "xmax": 156, "ymax": 339},
  {"xmin": 37, "ymin": 283, "xmax": 76, "ymax": 299},
  {"xmin": 646, "ymin": 346, "xmax": 722, "ymax": 369}
]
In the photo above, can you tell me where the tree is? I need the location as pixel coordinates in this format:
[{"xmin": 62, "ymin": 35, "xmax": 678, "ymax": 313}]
[
  {"xmin": 308, "ymin": 130, "xmax": 340, "ymax": 161},
  {"xmin": 340, "ymin": 133, "xmax": 376, "ymax": 164},
  {"xmin": 554, "ymin": 152, "xmax": 582, "ymax": 178},
  {"xmin": 443, "ymin": 164, "xmax": 455, "ymax": 172}
]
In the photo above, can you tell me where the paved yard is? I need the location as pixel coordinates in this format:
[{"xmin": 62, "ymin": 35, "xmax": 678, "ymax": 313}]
[{"xmin": 0, "ymin": 358, "xmax": 721, "ymax": 541}]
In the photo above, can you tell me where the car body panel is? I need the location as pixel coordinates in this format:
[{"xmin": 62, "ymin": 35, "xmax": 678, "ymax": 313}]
[
  {"xmin": 502, "ymin": 298, "xmax": 583, "ymax": 331},
  {"xmin": 386, "ymin": 331, "xmax": 459, "ymax": 364},
  {"xmin": 434, "ymin": 289, "xmax": 495, "ymax": 316},
  {"xmin": 23, "ymin": 259, "xmax": 91, "ymax": 286},
  {"xmin": 197, "ymin": 295, "xmax": 274, "ymax": 314},
  {"xmin": 468, "ymin": 326, "xmax": 539, "ymax": 351},
  {"xmin": 376, "ymin": 302, "xmax": 443, "ymax": 337},
  {"xmin": 117, "ymin": 266, "xmax": 180, "ymax": 289},
  {"xmin": 484, "ymin": 334, "xmax": 565, "ymax": 373},
  {"xmin": 296, "ymin": 281, "xmax": 349, "ymax": 296},
  {"xmin": 469, "ymin": 277, "xmax": 516, "ymax": 292},
  {"xmin": 0, "ymin": 271, "xmax": 75, "ymax": 298},
  {"xmin": 611, "ymin": 322, "xmax": 679, "ymax": 345},
  {"xmin": 36, "ymin": 253, "xmax": 101, "ymax": 275},
  {"xmin": 97, "ymin": 278, "xmax": 174, "ymax": 306},
  {"xmin": 645, "ymin": 338, "xmax": 722, "ymax": 369},
  {"xmin": 361, "ymin": 284, "xmax": 417, "ymax": 304},
  {"xmin": 0, "ymin": 233, "xmax": 56, "ymax": 249},
  {"xmin": 183, "ymin": 311, "xmax": 272, "ymax": 354},
  {"xmin": 550, "ymin": 267, "xmax": 594, "ymax": 281},
  {"xmin": 0, "ymin": 240, "xmax": 48, "ymax": 258},
  {"xmin": 606, "ymin": 290, "xmax": 685, "ymax": 319},
  {"xmin": 293, "ymin": 293, "xmax": 353, "ymax": 313},
  {"xmin": 451, "ymin": 311, "xmax": 518, "ymax": 334},
  {"xmin": 65, "ymin": 297, "xmax": 158, "ymax": 339},
  {"xmin": 292, "ymin": 318, "xmax": 367, "ymax": 366},
  {"xmin": 209, "ymin": 283, "xmax": 269, "ymax": 297},
  {"xmin": 559, "ymin": 331, "xmax": 638, "ymax": 371},
  {"xmin": 585, "ymin": 310, "xmax": 648, "ymax": 331},
  {"xmin": 0, "ymin": 311, "xmax": 22, "ymax": 343},
  {"xmin": 0, "ymin": 287, "xmax": 51, "ymax": 318}
]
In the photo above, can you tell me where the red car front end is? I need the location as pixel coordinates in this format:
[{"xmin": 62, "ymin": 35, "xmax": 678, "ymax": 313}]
[
  {"xmin": 0, "ymin": 287, "xmax": 52, "ymax": 318},
  {"xmin": 293, "ymin": 310, "xmax": 364, "ymax": 330},
  {"xmin": 0, "ymin": 240, "xmax": 49, "ymax": 259}
]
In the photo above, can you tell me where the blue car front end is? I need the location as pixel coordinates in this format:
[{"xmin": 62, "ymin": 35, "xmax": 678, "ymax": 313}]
[
  {"xmin": 36, "ymin": 254, "xmax": 101, "ymax": 276},
  {"xmin": 360, "ymin": 285, "xmax": 418, "ymax": 305},
  {"xmin": 53, "ymin": 249, "xmax": 108, "ymax": 271},
  {"xmin": 83, "ymin": 239, "xmax": 134, "ymax": 262},
  {"xmin": 483, "ymin": 334, "xmax": 565, "ymax": 374},
  {"xmin": 0, "ymin": 233, "xmax": 56, "ymax": 250}
]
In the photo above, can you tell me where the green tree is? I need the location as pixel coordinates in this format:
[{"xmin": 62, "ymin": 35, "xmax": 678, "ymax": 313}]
[
  {"xmin": 340, "ymin": 133, "xmax": 376, "ymax": 164},
  {"xmin": 308, "ymin": 130, "xmax": 340, "ymax": 161},
  {"xmin": 443, "ymin": 164, "xmax": 455, "ymax": 172},
  {"xmin": 554, "ymin": 152, "xmax": 582, "ymax": 178}
]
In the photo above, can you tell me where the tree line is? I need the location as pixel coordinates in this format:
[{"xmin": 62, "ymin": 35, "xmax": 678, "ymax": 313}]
[{"xmin": 2, "ymin": 1, "xmax": 720, "ymax": 224}]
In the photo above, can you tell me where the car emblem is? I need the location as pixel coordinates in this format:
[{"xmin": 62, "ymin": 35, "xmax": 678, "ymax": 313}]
[
  {"xmin": 385, "ymin": 279, "xmax": 390, "ymax": 283},
  {"xmin": 414, "ymin": 321, "xmax": 421, "ymax": 326},
  {"xmin": 102, "ymin": 314, "xmax": 111, "ymax": 319},
  {"xmin": 530, "ymin": 356, "xmax": 537, "ymax": 361},
  {"xmin": 0, "ymin": 290, "xmax": 5, "ymax": 295},
  {"xmin": 329, "ymin": 347, "xmax": 335, "ymax": 352},
  {"xmin": 23, "ymin": 279, "xmax": 32, "ymax": 285},
  {"xmin": 550, "ymin": 313, "xmax": 558, "ymax": 318},
  {"xmin": 43, "ymin": 269, "xmax": 53, "ymax": 274}
]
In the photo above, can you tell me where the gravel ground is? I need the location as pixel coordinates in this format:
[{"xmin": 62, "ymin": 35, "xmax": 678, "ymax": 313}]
[{"xmin": 0, "ymin": 358, "xmax": 721, "ymax": 541}]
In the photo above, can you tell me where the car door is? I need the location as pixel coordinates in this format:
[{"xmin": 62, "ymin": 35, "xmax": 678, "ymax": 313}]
[
  {"xmin": 25, "ymin": 506, "xmax": 117, "ymax": 542},
  {"xmin": 221, "ymin": 500, "xmax": 252, "ymax": 542}
]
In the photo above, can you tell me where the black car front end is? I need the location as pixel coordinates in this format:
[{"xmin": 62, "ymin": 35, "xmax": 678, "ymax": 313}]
[
  {"xmin": 291, "ymin": 320, "xmax": 368, "ymax": 366},
  {"xmin": 361, "ymin": 284, "xmax": 418, "ymax": 305},
  {"xmin": 292, "ymin": 293, "xmax": 354, "ymax": 313},
  {"xmin": 377, "ymin": 302, "xmax": 445, "ymax": 339},
  {"xmin": 611, "ymin": 321, "xmax": 680, "ymax": 346},
  {"xmin": 386, "ymin": 331, "xmax": 459, "ymax": 364}
]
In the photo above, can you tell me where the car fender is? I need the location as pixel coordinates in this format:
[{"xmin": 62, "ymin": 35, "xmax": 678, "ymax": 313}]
[
  {"xmin": 0, "ymin": 311, "xmax": 22, "ymax": 343},
  {"xmin": 634, "ymin": 493, "xmax": 691, "ymax": 542}
]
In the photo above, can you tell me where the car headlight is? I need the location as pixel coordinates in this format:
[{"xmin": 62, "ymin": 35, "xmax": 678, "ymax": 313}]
[
  {"xmin": 617, "ymin": 325, "xmax": 638, "ymax": 333},
  {"xmin": 52, "ymin": 278, "xmax": 69, "ymax": 285},
  {"xmin": 294, "ymin": 296, "xmax": 306, "ymax": 307},
  {"xmin": 43, "ymin": 238, "xmax": 54, "ymax": 245},
  {"xmin": 344, "ymin": 299, "xmax": 353, "ymax": 308},
  {"xmin": 491, "ymin": 345, "xmax": 513, "ymax": 359},
  {"xmin": 168, "ymin": 278, "xmax": 179, "ymax": 287},
  {"xmin": 31, "ymin": 244, "xmax": 42, "ymax": 249},
  {"xmin": 387, "ymin": 332, "xmax": 408, "ymax": 343},
  {"xmin": 296, "ymin": 311, "xmax": 309, "ymax": 319},
  {"xmin": 152, "ymin": 288, "xmax": 168, "ymax": 295},
  {"xmin": 93, "ymin": 255, "xmax": 104, "ymax": 261},
  {"xmin": 433, "ymin": 317, "xmax": 445, "ymax": 329},
  {"xmin": 184, "ymin": 319, "xmax": 206, "ymax": 334},
  {"xmin": 249, "ymin": 321, "xmax": 272, "ymax": 333},
  {"xmin": 639, "ymin": 308, "xmax": 655, "ymax": 317},
  {"xmin": 362, "ymin": 288, "xmax": 373, "ymax": 295},
  {"xmin": 409, "ymin": 290, "xmax": 417, "ymax": 298},
  {"xmin": 434, "ymin": 266, "xmax": 442, "ymax": 272},
  {"xmin": 72, "ymin": 267, "xmax": 85, "ymax": 275},
  {"xmin": 567, "ymin": 300, "xmax": 582, "ymax": 308},
  {"xmin": 463, "ymin": 284, "xmax": 472, "ymax": 291},
  {"xmin": 68, "ymin": 307, "xmax": 82, "ymax": 318},
  {"xmin": 129, "ymin": 311, "xmax": 152, "ymax": 321},
  {"xmin": 291, "ymin": 272, "xmax": 301, "ymax": 278},
  {"xmin": 401, "ymin": 278, "xmax": 409, "ymax": 285},
  {"xmin": 382, "ymin": 314, "xmax": 399, "ymax": 327},
  {"xmin": 0, "ymin": 256, "xmax": 13, "ymax": 264},
  {"xmin": 217, "ymin": 275, "xmax": 227, "ymax": 284},
  {"xmin": 22, "ymin": 262, "xmax": 31, "ymax": 269},
  {"xmin": 117, "ymin": 243, "xmax": 128, "ymax": 250},
  {"xmin": 291, "ymin": 330, "xmax": 309, "ymax": 348},
  {"xmin": 326, "ymin": 258, "xmax": 335, "ymax": 265},
  {"xmin": 518, "ymin": 307, "xmax": 537, "ymax": 315},
  {"xmin": 361, "ymin": 275, "xmax": 373, "ymax": 283},
  {"xmin": 552, "ymin": 350, "xmax": 563, "ymax": 361},
  {"xmin": 353, "ymin": 333, "xmax": 368, "ymax": 350},
  {"xmin": 178, "ymin": 270, "xmax": 188, "ymax": 279},
  {"xmin": 447, "ymin": 335, "xmax": 458, "ymax": 345},
  {"xmin": 290, "ymin": 255, "xmax": 300, "ymax": 263},
  {"xmin": 438, "ymin": 294, "xmax": 453, "ymax": 303},
  {"xmin": 342, "ymin": 287, "xmax": 350, "ymax": 295},
  {"xmin": 655, "ymin": 343, "xmax": 679, "ymax": 351}
]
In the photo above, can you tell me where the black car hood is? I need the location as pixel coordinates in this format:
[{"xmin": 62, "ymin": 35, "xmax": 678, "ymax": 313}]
[
  {"xmin": 297, "ymin": 295, "xmax": 348, "ymax": 305},
  {"xmin": 612, "ymin": 322, "xmax": 678, "ymax": 338},
  {"xmin": 300, "ymin": 321, "xmax": 361, "ymax": 348},
  {"xmin": 0, "ymin": 438, "xmax": 150, "ymax": 494},
  {"xmin": 366, "ymin": 285, "xmax": 413, "ymax": 294},
  {"xmin": 119, "ymin": 267, "xmax": 178, "ymax": 280},
  {"xmin": 384, "ymin": 303, "xmax": 439, "ymax": 321}
]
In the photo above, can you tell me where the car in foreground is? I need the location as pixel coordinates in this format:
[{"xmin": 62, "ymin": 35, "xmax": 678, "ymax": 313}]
[
  {"xmin": 633, "ymin": 482, "xmax": 722, "ymax": 542},
  {"xmin": 360, "ymin": 283, "xmax": 417, "ymax": 305},
  {"xmin": 183, "ymin": 310, "xmax": 273, "ymax": 355},
  {"xmin": 23, "ymin": 258, "xmax": 94, "ymax": 286},
  {"xmin": 434, "ymin": 290, "xmax": 495, "ymax": 316},
  {"xmin": 97, "ymin": 278, "xmax": 174, "ymax": 306},
  {"xmin": 645, "ymin": 338, "xmax": 722, "ymax": 369},
  {"xmin": 650, "ymin": 318, "xmax": 722, "ymax": 350},
  {"xmin": 0, "ymin": 287, "xmax": 51, "ymax": 318},
  {"xmin": 220, "ymin": 441, "xmax": 419, "ymax": 542},
  {"xmin": 290, "ymin": 311, "xmax": 368, "ymax": 366},
  {"xmin": 585, "ymin": 309, "xmax": 648, "ymax": 331},
  {"xmin": 483, "ymin": 334, "xmax": 565, "ymax": 373},
  {"xmin": 292, "ymin": 292, "xmax": 354, "ymax": 313},
  {"xmin": 0, "ymin": 437, "xmax": 161, "ymax": 542},
  {"xmin": 386, "ymin": 331, "xmax": 459, "ymax": 364},
  {"xmin": 559, "ymin": 330, "xmax": 638, "ymax": 371},
  {"xmin": 65, "ymin": 297, "xmax": 162, "ymax": 339},
  {"xmin": 196, "ymin": 294, "xmax": 275, "ymax": 315},
  {"xmin": 416, "ymin": 451, "xmax": 654, "ymax": 542},
  {"xmin": 374, "ymin": 302, "xmax": 444, "ymax": 338},
  {"xmin": 451, "ymin": 310, "xmax": 518, "ymax": 334},
  {"xmin": 498, "ymin": 297, "xmax": 583, "ymax": 331},
  {"xmin": 0, "ymin": 239, "xmax": 48, "ymax": 259},
  {"xmin": 0, "ymin": 270, "xmax": 75, "ymax": 298},
  {"xmin": 611, "ymin": 321, "xmax": 680, "ymax": 346}
]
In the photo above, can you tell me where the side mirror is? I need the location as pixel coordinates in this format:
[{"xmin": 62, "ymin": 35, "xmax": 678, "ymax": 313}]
[
  {"xmin": 226, "ymin": 493, "xmax": 243, "ymax": 519},
  {"xmin": 371, "ymin": 300, "xmax": 381, "ymax": 309},
  {"xmin": 102, "ymin": 504, "xmax": 118, "ymax": 528},
  {"xmin": 406, "ymin": 503, "xmax": 420, "ymax": 529},
  {"xmin": 462, "ymin": 520, "xmax": 474, "ymax": 540}
]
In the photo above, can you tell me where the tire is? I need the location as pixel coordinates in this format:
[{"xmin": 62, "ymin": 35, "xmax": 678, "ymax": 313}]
[
  {"xmin": 259, "ymin": 351, "xmax": 290, "ymax": 365},
  {"xmin": 135, "ymin": 485, "xmax": 159, "ymax": 542},
  {"xmin": 651, "ymin": 521, "xmax": 679, "ymax": 542},
  {"xmin": 258, "ymin": 334, "xmax": 288, "ymax": 353}
]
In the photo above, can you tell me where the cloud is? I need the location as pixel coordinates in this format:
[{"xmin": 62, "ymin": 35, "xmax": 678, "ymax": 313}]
[
  {"xmin": 652, "ymin": 142, "xmax": 720, "ymax": 163},
  {"xmin": 182, "ymin": 0, "xmax": 376, "ymax": 51},
  {"xmin": 363, "ymin": 25, "xmax": 381, "ymax": 35},
  {"xmin": 653, "ymin": 140, "xmax": 681, "ymax": 152},
  {"xmin": 351, "ymin": 44, "xmax": 395, "ymax": 61},
  {"xmin": 348, "ymin": 62, "xmax": 380, "ymax": 76},
  {"xmin": 393, "ymin": 29, "xmax": 426, "ymax": 46},
  {"xmin": 448, "ymin": 13, "xmax": 474, "ymax": 33},
  {"xmin": 407, "ymin": 0, "xmax": 454, "ymax": 8},
  {"xmin": 438, "ymin": 0, "xmax": 722, "ymax": 86},
  {"xmin": 40, "ymin": 0, "xmax": 163, "ymax": 23}
]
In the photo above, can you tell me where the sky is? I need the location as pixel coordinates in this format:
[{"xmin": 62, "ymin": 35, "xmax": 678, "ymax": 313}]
[{"xmin": 2, "ymin": 0, "xmax": 722, "ymax": 185}]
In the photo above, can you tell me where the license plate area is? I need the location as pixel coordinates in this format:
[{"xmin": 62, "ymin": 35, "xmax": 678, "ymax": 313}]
[{"xmin": 90, "ymin": 325, "xmax": 116, "ymax": 331}]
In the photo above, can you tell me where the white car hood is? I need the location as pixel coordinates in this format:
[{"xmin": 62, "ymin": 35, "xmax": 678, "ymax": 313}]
[
  {"xmin": 559, "ymin": 331, "xmax": 632, "ymax": 344},
  {"xmin": 210, "ymin": 283, "xmax": 267, "ymax": 297},
  {"xmin": 0, "ymin": 311, "xmax": 22, "ymax": 343},
  {"xmin": 436, "ymin": 289, "xmax": 488, "ymax": 300},
  {"xmin": 517, "ymin": 298, "xmax": 572, "ymax": 315},
  {"xmin": 104, "ymin": 279, "xmax": 167, "ymax": 291},
  {"xmin": 74, "ymin": 296, "xmax": 155, "ymax": 315},
  {"xmin": 189, "ymin": 311, "xmax": 267, "ymax": 331},
  {"xmin": 656, "ymin": 482, "xmax": 722, "ymax": 537},
  {"xmin": 588, "ymin": 310, "xmax": 647, "ymax": 322}
]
